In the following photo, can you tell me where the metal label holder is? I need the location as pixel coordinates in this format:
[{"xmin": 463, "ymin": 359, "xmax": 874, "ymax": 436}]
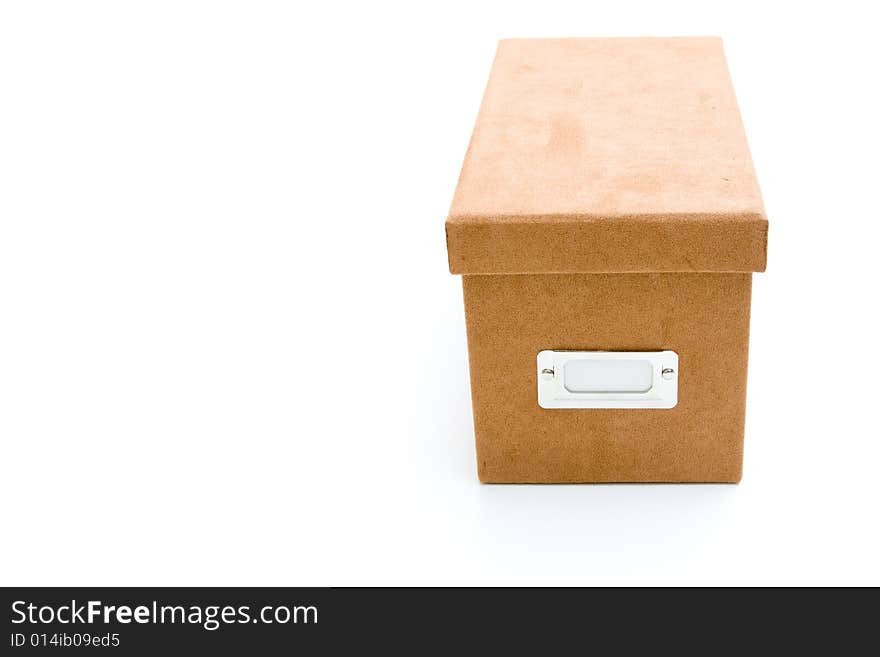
[{"xmin": 537, "ymin": 350, "xmax": 679, "ymax": 409}]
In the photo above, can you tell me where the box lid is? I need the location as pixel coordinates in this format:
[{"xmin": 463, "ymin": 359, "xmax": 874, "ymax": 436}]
[{"xmin": 446, "ymin": 37, "xmax": 768, "ymax": 274}]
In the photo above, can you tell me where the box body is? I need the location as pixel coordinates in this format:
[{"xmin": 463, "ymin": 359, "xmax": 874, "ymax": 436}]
[
  {"xmin": 463, "ymin": 273, "xmax": 752, "ymax": 482},
  {"xmin": 446, "ymin": 38, "xmax": 767, "ymax": 483}
]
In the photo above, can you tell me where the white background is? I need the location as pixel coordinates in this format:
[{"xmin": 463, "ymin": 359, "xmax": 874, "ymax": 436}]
[{"xmin": 1, "ymin": 0, "xmax": 878, "ymax": 586}]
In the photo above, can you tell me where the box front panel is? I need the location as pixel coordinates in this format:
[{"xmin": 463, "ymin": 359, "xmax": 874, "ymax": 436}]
[{"xmin": 462, "ymin": 273, "xmax": 752, "ymax": 483}]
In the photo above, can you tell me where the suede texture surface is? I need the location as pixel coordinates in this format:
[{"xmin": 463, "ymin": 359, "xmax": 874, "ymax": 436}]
[{"xmin": 446, "ymin": 37, "xmax": 767, "ymax": 274}]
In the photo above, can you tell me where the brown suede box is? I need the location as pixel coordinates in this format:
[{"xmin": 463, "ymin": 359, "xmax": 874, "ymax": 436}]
[{"xmin": 446, "ymin": 38, "xmax": 767, "ymax": 483}]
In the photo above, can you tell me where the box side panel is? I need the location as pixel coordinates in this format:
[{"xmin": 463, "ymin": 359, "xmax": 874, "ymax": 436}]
[{"xmin": 461, "ymin": 273, "xmax": 752, "ymax": 483}]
